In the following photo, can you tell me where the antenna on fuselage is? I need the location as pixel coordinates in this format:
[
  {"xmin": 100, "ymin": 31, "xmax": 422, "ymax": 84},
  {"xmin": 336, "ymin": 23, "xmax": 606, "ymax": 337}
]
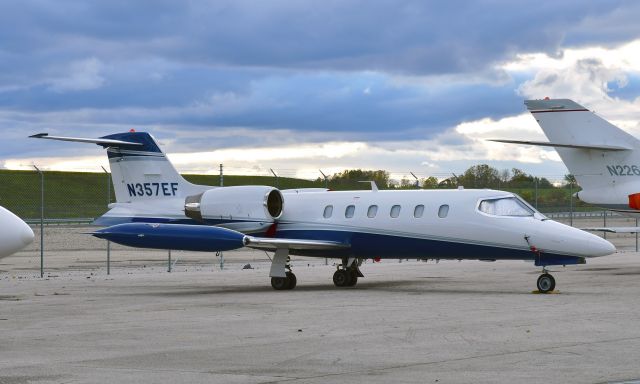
[{"xmin": 358, "ymin": 181, "xmax": 379, "ymax": 192}]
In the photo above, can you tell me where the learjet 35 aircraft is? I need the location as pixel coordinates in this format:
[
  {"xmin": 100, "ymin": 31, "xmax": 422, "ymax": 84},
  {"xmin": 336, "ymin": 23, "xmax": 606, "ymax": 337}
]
[{"xmin": 31, "ymin": 131, "xmax": 615, "ymax": 292}]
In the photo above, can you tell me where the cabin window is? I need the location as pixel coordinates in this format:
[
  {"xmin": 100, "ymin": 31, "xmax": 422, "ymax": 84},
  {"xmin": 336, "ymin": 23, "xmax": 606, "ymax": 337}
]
[
  {"xmin": 478, "ymin": 197, "xmax": 533, "ymax": 217},
  {"xmin": 390, "ymin": 205, "xmax": 401, "ymax": 218},
  {"xmin": 323, "ymin": 205, "xmax": 333, "ymax": 218},
  {"xmin": 414, "ymin": 204, "xmax": 424, "ymax": 218},
  {"xmin": 345, "ymin": 205, "xmax": 355, "ymax": 218},
  {"xmin": 438, "ymin": 204, "xmax": 449, "ymax": 218},
  {"xmin": 367, "ymin": 205, "xmax": 378, "ymax": 218}
]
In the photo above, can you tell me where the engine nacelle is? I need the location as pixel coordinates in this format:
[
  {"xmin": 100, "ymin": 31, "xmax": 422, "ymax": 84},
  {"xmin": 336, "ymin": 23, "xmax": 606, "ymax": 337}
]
[{"xmin": 184, "ymin": 186, "xmax": 284, "ymax": 222}]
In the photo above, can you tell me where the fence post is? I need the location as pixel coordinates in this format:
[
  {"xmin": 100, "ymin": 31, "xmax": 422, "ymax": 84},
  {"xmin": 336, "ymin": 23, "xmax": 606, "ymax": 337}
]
[
  {"xmin": 219, "ymin": 164, "xmax": 223, "ymax": 187},
  {"xmin": 168, "ymin": 250, "xmax": 172, "ymax": 272},
  {"xmin": 603, "ymin": 210, "xmax": 607, "ymax": 240},
  {"xmin": 33, "ymin": 165, "xmax": 44, "ymax": 278},
  {"xmin": 534, "ymin": 177, "xmax": 538, "ymax": 209},
  {"xmin": 636, "ymin": 218, "xmax": 638, "ymax": 252},
  {"xmin": 107, "ymin": 241, "xmax": 111, "ymax": 275},
  {"xmin": 101, "ymin": 166, "xmax": 111, "ymax": 204},
  {"xmin": 569, "ymin": 182, "xmax": 573, "ymax": 227},
  {"xmin": 270, "ymin": 169, "xmax": 278, "ymax": 188}
]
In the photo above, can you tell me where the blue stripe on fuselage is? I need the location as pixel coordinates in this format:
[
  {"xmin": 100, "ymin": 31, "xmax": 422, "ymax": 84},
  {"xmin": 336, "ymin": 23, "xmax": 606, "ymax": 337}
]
[
  {"xmin": 93, "ymin": 216, "xmax": 585, "ymax": 266},
  {"xmin": 276, "ymin": 229, "xmax": 585, "ymax": 266}
]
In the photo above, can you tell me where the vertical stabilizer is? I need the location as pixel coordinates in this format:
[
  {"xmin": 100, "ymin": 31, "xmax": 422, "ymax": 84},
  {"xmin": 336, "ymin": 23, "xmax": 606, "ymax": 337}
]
[
  {"xmin": 525, "ymin": 99, "xmax": 640, "ymax": 194},
  {"xmin": 99, "ymin": 132, "xmax": 209, "ymax": 203}
]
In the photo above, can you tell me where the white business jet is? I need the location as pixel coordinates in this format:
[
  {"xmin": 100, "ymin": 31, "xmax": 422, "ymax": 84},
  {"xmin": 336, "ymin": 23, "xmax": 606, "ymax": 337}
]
[
  {"xmin": 31, "ymin": 131, "xmax": 615, "ymax": 292},
  {"xmin": 491, "ymin": 98, "xmax": 640, "ymax": 232},
  {"xmin": 0, "ymin": 205, "xmax": 34, "ymax": 259}
]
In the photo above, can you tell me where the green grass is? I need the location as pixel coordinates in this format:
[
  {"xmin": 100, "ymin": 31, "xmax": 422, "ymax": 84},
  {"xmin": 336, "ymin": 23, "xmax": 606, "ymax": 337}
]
[
  {"xmin": 0, "ymin": 169, "xmax": 589, "ymax": 220},
  {"xmin": 0, "ymin": 170, "xmax": 336, "ymax": 220}
]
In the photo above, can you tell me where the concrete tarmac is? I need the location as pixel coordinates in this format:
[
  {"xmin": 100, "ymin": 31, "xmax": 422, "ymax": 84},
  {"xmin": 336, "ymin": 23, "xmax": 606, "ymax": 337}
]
[{"xmin": 2, "ymin": 252, "xmax": 640, "ymax": 383}]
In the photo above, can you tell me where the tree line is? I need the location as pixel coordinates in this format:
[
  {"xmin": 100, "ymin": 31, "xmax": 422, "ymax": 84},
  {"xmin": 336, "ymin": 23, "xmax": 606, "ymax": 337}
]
[
  {"xmin": 317, "ymin": 164, "xmax": 580, "ymax": 209},
  {"xmin": 321, "ymin": 164, "xmax": 574, "ymax": 190}
]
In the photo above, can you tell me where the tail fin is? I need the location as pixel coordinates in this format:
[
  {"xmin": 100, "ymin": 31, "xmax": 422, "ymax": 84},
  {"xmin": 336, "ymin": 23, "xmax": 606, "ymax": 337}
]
[
  {"xmin": 31, "ymin": 131, "xmax": 211, "ymax": 203},
  {"xmin": 525, "ymin": 99, "xmax": 640, "ymax": 192},
  {"xmin": 101, "ymin": 132, "xmax": 211, "ymax": 202}
]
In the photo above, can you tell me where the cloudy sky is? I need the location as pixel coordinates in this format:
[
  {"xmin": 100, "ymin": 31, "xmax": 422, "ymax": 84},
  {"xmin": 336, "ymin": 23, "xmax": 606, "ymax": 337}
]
[{"xmin": 1, "ymin": 1, "xmax": 640, "ymax": 182}]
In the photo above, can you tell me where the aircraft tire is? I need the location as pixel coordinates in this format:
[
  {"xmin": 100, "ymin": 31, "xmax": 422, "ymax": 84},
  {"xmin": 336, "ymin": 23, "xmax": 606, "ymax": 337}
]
[
  {"xmin": 271, "ymin": 276, "xmax": 289, "ymax": 290},
  {"xmin": 537, "ymin": 273, "xmax": 555, "ymax": 293},
  {"xmin": 347, "ymin": 269, "xmax": 358, "ymax": 286},
  {"xmin": 333, "ymin": 269, "xmax": 351, "ymax": 287},
  {"xmin": 286, "ymin": 272, "xmax": 297, "ymax": 290}
]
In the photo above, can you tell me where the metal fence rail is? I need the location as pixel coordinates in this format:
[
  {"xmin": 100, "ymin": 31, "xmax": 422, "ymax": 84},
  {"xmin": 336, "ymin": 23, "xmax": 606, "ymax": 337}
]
[{"xmin": 1, "ymin": 168, "xmax": 637, "ymax": 277}]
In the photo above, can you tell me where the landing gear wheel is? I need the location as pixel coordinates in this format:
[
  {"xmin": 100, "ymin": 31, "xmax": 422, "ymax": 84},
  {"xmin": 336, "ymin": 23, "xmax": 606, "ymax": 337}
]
[
  {"xmin": 271, "ymin": 276, "xmax": 289, "ymax": 290},
  {"xmin": 347, "ymin": 269, "xmax": 358, "ymax": 287},
  {"xmin": 286, "ymin": 272, "xmax": 297, "ymax": 290},
  {"xmin": 271, "ymin": 272, "xmax": 297, "ymax": 290},
  {"xmin": 333, "ymin": 269, "xmax": 352, "ymax": 287},
  {"xmin": 537, "ymin": 273, "xmax": 556, "ymax": 293}
]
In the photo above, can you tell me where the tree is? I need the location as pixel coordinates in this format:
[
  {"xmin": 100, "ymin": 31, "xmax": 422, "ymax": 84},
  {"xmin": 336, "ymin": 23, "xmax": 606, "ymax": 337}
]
[
  {"xmin": 458, "ymin": 164, "xmax": 500, "ymax": 188},
  {"xmin": 422, "ymin": 176, "xmax": 439, "ymax": 189},
  {"xmin": 330, "ymin": 169, "xmax": 390, "ymax": 189},
  {"xmin": 564, "ymin": 174, "xmax": 577, "ymax": 185}
]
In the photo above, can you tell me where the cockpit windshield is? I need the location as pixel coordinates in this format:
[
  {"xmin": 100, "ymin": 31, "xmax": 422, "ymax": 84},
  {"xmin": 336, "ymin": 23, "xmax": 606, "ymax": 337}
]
[{"xmin": 478, "ymin": 197, "xmax": 534, "ymax": 217}]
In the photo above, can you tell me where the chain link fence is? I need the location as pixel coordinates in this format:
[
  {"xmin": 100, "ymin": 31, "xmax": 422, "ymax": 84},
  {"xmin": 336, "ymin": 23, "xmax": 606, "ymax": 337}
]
[{"xmin": 1, "ymin": 168, "xmax": 637, "ymax": 276}]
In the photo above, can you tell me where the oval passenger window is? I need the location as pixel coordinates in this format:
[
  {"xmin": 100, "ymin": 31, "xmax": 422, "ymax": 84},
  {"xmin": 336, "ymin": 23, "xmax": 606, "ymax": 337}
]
[
  {"xmin": 345, "ymin": 205, "xmax": 355, "ymax": 218},
  {"xmin": 367, "ymin": 205, "xmax": 378, "ymax": 218},
  {"xmin": 438, "ymin": 204, "xmax": 449, "ymax": 218}
]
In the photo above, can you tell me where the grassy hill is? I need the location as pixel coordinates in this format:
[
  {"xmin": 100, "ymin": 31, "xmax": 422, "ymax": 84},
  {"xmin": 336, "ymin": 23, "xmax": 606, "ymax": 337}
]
[
  {"xmin": 0, "ymin": 170, "xmax": 346, "ymax": 220},
  {"xmin": 0, "ymin": 169, "xmax": 582, "ymax": 220}
]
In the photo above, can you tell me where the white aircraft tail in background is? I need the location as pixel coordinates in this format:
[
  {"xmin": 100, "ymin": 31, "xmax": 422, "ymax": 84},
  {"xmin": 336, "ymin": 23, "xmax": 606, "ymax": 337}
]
[{"xmin": 491, "ymin": 99, "xmax": 640, "ymax": 211}]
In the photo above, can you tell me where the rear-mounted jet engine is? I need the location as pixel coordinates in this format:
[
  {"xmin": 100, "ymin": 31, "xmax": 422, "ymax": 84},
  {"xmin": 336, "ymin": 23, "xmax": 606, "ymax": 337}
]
[{"xmin": 184, "ymin": 186, "xmax": 283, "ymax": 228}]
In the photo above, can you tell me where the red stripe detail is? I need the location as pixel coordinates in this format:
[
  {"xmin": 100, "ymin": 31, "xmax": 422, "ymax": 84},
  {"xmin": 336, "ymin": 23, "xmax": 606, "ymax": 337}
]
[
  {"xmin": 265, "ymin": 223, "xmax": 278, "ymax": 237},
  {"xmin": 531, "ymin": 109, "xmax": 589, "ymax": 113},
  {"xmin": 629, "ymin": 193, "xmax": 640, "ymax": 210}
]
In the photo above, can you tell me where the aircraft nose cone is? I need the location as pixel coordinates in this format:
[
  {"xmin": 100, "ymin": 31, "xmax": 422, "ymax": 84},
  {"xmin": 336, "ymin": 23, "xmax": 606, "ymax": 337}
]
[
  {"xmin": 20, "ymin": 224, "xmax": 35, "ymax": 246},
  {"xmin": 587, "ymin": 235, "xmax": 616, "ymax": 257}
]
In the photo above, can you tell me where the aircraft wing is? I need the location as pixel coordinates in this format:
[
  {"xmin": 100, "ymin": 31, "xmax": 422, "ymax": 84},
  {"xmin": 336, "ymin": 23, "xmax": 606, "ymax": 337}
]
[
  {"xmin": 30, "ymin": 133, "xmax": 142, "ymax": 147},
  {"xmin": 92, "ymin": 222, "xmax": 350, "ymax": 252},
  {"xmin": 244, "ymin": 236, "xmax": 350, "ymax": 250},
  {"xmin": 488, "ymin": 139, "xmax": 631, "ymax": 151},
  {"xmin": 582, "ymin": 227, "xmax": 640, "ymax": 233}
]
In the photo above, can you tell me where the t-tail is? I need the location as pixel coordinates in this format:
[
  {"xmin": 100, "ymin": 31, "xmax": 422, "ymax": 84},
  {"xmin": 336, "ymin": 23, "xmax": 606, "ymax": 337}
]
[
  {"xmin": 490, "ymin": 99, "xmax": 640, "ymax": 209},
  {"xmin": 30, "ymin": 131, "xmax": 212, "ymax": 204},
  {"xmin": 100, "ymin": 132, "xmax": 210, "ymax": 202},
  {"xmin": 31, "ymin": 131, "xmax": 216, "ymax": 225}
]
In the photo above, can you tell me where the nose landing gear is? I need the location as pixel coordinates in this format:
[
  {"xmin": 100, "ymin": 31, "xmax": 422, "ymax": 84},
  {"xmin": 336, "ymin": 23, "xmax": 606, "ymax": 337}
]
[{"xmin": 536, "ymin": 270, "xmax": 556, "ymax": 293}]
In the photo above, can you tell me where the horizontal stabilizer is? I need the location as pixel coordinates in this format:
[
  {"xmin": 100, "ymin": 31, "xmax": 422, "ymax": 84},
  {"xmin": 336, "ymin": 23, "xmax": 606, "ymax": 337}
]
[
  {"xmin": 244, "ymin": 236, "xmax": 350, "ymax": 251},
  {"xmin": 582, "ymin": 227, "xmax": 640, "ymax": 234},
  {"xmin": 488, "ymin": 139, "xmax": 630, "ymax": 151},
  {"xmin": 29, "ymin": 133, "xmax": 142, "ymax": 147}
]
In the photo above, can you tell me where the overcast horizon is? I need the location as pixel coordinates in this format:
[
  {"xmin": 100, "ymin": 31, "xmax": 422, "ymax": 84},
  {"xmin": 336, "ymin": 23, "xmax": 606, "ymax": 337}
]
[{"xmin": 1, "ymin": 1, "xmax": 640, "ymax": 183}]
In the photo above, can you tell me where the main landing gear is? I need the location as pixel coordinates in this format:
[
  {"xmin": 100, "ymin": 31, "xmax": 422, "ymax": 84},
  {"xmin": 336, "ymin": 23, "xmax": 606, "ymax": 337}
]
[
  {"xmin": 270, "ymin": 248, "xmax": 296, "ymax": 290},
  {"xmin": 536, "ymin": 270, "xmax": 556, "ymax": 293},
  {"xmin": 271, "ymin": 271, "xmax": 297, "ymax": 290},
  {"xmin": 333, "ymin": 258, "xmax": 364, "ymax": 288}
]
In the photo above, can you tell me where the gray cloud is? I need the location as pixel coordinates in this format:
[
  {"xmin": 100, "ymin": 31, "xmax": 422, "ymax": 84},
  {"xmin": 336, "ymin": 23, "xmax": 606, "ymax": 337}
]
[{"xmin": 1, "ymin": 0, "xmax": 640, "ymax": 161}]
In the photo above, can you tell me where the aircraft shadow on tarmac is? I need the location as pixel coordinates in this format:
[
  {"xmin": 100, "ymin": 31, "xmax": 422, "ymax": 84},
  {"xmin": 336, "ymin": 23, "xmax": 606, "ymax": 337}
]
[{"xmin": 113, "ymin": 279, "xmax": 540, "ymax": 297}]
